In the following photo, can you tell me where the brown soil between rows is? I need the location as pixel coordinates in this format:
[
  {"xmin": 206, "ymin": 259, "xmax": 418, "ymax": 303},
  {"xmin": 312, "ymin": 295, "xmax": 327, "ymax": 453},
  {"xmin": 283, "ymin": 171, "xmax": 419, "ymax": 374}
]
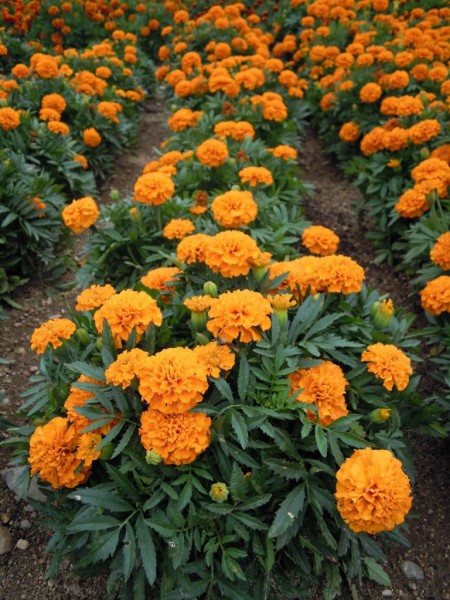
[{"xmin": 0, "ymin": 114, "xmax": 449, "ymax": 600}]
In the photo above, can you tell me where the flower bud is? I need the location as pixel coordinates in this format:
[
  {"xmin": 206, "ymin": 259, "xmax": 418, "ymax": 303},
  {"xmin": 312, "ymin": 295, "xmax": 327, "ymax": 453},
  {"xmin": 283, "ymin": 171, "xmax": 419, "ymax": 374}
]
[
  {"xmin": 191, "ymin": 310, "xmax": 207, "ymax": 332},
  {"xmin": 203, "ymin": 281, "xmax": 218, "ymax": 298},
  {"xmin": 95, "ymin": 337, "xmax": 103, "ymax": 350},
  {"xmin": 99, "ymin": 442, "xmax": 114, "ymax": 460},
  {"xmin": 195, "ymin": 332, "xmax": 210, "ymax": 346},
  {"xmin": 368, "ymin": 408, "xmax": 392, "ymax": 424},
  {"xmin": 129, "ymin": 206, "xmax": 141, "ymax": 223},
  {"xmin": 209, "ymin": 482, "xmax": 229, "ymax": 503},
  {"xmin": 420, "ymin": 147, "xmax": 430, "ymax": 159},
  {"xmin": 76, "ymin": 327, "xmax": 89, "ymax": 345},
  {"xmin": 252, "ymin": 264, "xmax": 268, "ymax": 284},
  {"xmin": 110, "ymin": 189, "xmax": 120, "ymax": 201},
  {"xmin": 231, "ymin": 184, "xmax": 240, "ymax": 191},
  {"xmin": 145, "ymin": 450, "xmax": 163, "ymax": 465},
  {"xmin": 370, "ymin": 298, "xmax": 394, "ymax": 329}
]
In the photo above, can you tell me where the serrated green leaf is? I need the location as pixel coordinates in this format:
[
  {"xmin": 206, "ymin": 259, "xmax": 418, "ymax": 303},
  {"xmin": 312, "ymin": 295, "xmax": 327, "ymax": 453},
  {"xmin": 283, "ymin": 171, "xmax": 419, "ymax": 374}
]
[
  {"xmin": 268, "ymin": 483, "xmax": 305, "ymax": 539},
  {"xmin": 363, "ymin": 557, "xmax": 391, "ymax": 586},
  {"xmin": 230, "ymin": 410, "xmax": 248, "ymax": 449},
  {"xmin": 136, "ymin": 513, "xmax": 156, "ymax": 585}
]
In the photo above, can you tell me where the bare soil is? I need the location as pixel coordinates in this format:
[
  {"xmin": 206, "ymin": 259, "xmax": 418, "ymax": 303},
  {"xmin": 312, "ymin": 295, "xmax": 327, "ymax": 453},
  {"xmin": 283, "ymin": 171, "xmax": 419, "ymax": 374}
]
[{"xmin": 0, "ymin": 118, "xmax": 449, "ymax": 600}]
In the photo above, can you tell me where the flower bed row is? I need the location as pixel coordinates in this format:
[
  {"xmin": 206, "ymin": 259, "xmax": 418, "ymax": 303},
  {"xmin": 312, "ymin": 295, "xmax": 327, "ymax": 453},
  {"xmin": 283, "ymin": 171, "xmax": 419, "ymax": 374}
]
[{"xmin": 4, "ymin": 2, "xmax": 444, "ymax": 599}]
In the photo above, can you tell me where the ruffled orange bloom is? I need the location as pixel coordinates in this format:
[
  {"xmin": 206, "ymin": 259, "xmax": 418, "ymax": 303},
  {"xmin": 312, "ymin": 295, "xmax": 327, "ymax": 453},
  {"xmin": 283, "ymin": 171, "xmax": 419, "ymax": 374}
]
[
  {"xmin": 47, "ymin": 121, "xmax": 70, "ymax": 135},
  {"xmin": 359, "ymin": 82, "xmax": 382, "ymax": 103},
  {"xmin": 177, "ymin": 234, "xmax": 210, "ymax": 264},
  {"xmin": 335, "ymin": 448, "xmax": 412, "ymax": 534},
  {"xmin": 76, "ymin": 432, "xmax": 102, "ymax": 466},
  {"xmin": 430, "ymin": 232, "xmax": 450, "ymax": 270},
  {"xmin": 30, "ymin": 318, "xmax": 76, "ymax": 354},
  {"xmin": 75, "ymin": 284, "xmax": 116, "ymax": 311},
  {"xmin": 204, "ymin": 231, "xmax": 261, "ymax": 278},
  {"xmin": 361, "ymin": 343, "xmax": 412, "ymax": 391},
  {"xmin": 239, "ymin": 166, "xmax": 273, "ymax": 187},
  {"xmin": 213, "ymin": 121, "xmax": 255, "ymax": 141},
  {"xmin": 82, "ymin": 127, "xmax": 102, "ymax": 148},
  {"xmin": 269, "ymin": 145, "xmax": 298, "ymax": 160},
  {"xmin": 0, "ymin": 107, "xmax": 21, "ymax": 130},
  {"xmin": 193, "ymin": 341, "xmax": 236, "ymax": 378},
  {"xmin": 73, "ymin": 154, "xmax": 88, "ymax": 169},
  {"xmin": 33, "ymin": 55, "xmax": 60, "ymax": 79},
  {"xmin": 411, "ymin": 158, "xmax": 450, "ymax": 198},
  {"xmin": 40, "ymin": 108, "xmax": 61, "ymax": 121},
  {"xmin": 339, "ymin": 122, "xmax": 360, "ymax": 143},
  {"xmin": 288, "ymin": 360, "xmax": 349, "ymax": 426},
  {"xmin": 140, "ymin": 266, "xmax": 181, "ymax": 297},
  {"xmin": 360, "ymin": 127, "xmax": 386, "ymax": 156},
  {"xmin": 138, "ymin": 347, "xmax": 209, "ymax": 413},
  {"xmin": 431, "ymin": 144, "xmax": 450, "ymax": 165},
  {"xmin": 64, "ymin": 375, "xmax": 111, "ymax": 435},
  {"xmin": 408, "ymin": 119, "xmax": 441, "ymax": 145},
  {"xmin": 420, "ymin": 276, "xmax": 450, "ymax": 316},
  {"xmin": 133, "ymin": 172, "xmax": 175, "ymax": 205},
  {"xmin": 207, "ymin": 289, "xmax": 272, "ymax": 343},
  {"xmin": 163, "ymin": 218, "xmax": 195, "ymax": 239},
  {"xmin": 140, "ymin": 407, "xmax": 211, "ymax": 465},
  {"xmin": 395, "ymin": 187, "xmax": 429, "ymax": 218},
  {"xmin": 41, "ymin": 93, "xmax": 66, "ymax": 113},
  {"xmin": 28, "ymin": 417, "xmax": 89, "ymax": 489},
  {"xmin": 62, "ymin": 197, "xmax": 99, "ymax": 233},
  {"xmin": 105, "ymin": 348, "xmax": 151, "ymax": 389},
  {"xmin": 183, "ymin": 296, "xmax": 215, "ymax": 312},
  {"xmin": 211, "ymin": 190, "xmax": 258, "ymax": 228},
  {"xmin": 94, "ymin": 290, "xmax": 163, "ymax": 347},
  {"xmin": 167, "ymin": 108, "xmax": 202, "ymax": 131},
  {"xmin": 302, "ymin": 225, "xmax": 340, "ymax": 256},
  {"xmin": 319, "ymin": 255, "xmax": 365, "ymax": 294},
  {"xmin": 196, "ymin": 139, "xmax": 229, "ymax": 167}
]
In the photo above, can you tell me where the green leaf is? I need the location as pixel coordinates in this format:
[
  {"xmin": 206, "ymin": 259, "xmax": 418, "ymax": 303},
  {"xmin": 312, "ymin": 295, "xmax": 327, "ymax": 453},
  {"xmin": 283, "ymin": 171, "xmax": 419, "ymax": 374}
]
[
  {"xmin": 123, "ymin": 523, "xmax": 136, "ymax": 582},
  {"xmin": 230, "ymin": 410, "xmax": 248, "ymax": 449},
  {"xmin": 67, "ymin": 486, "xmax": 134, "ymax": 512},
  {"xmin": 315, "ymin": 426, "xmax": 328, "ymax": 458},
  {"xmin": 268, "ymin": 483, "xmax": 305, "ymax": 539},
  {"xmin": 67, "ymin": 515, "xmax": 121, "ymax": 532},
  {"xmin": 265, "ymin": 458, "xmax": 306, "ymax": 480},
  {"xmin": 136, "ymin": 513, "xmax": 157, "ymax": 586},
  {"xmin": 233, "ymin": 512, "xmax": 268, "ymax": 531},
  {"xmin": 67, "ymin": 361, "xmax": 105, "ymax": 382},
  {"xmin": 363, "ymin": 557, "xmax": 391, "ymax": 586},
  {"xmin": 214, "ymin": 377, "xmax": 234, "ymax": 402},
  {"xmin": 237, "ymin": 354, "xmax": 249, "ymax": 402}
]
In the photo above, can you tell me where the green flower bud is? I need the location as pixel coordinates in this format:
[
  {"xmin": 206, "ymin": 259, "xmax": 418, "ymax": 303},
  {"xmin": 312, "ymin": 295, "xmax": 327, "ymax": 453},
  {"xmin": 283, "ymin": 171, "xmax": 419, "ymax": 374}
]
[
  {"xmin": 203, "ymin": 281, "xmax": 218, "ymax": 298},
  {"xmin": 195, "ymin": 332, "xmax": 210, "ymax": 346},
  {"xmin": 231, "ymin": 184, "xmax": 240, "ymax": 191},
  {"xmin": 146, "ymin": 450, "xmax": 162, "ymax": 465},
  {"xmin": 99, "ymin": 442, "xmax": 115, "ymax": 460},
  {"xmin": 76, "ymin": 327, "xmax": 90, "ymax": 345},
  {"xmin": 370, "ymin": 298, "xmax": 394, "ymax": 329},
  {"xmin": 209, "ymin": 482, "xmax": 229, "ymax": 503},
  {"xmin": 129, "ymin": 206, "xmax": 141, "ymax": 223},
  {"xmin": 95, "ymin": 337, "xmax": 103, "ymax": 351},
  {"xmin": 368, "ymin": 408, "xmax": 392, "ymax": 424},
  {"xmin": 252, "ymin": 264, "xmax": 268, "ymax": 284},
  {"xmin": 420, "ymin": 147, "xmax": 430, "ymax": 159},
  {"xmin": 191, "ymin": 310, "xmax": 207, "ymax": 332},
  {"xmin": 110, "ymin": 189, "xmax": 120, "ymax": 201}
]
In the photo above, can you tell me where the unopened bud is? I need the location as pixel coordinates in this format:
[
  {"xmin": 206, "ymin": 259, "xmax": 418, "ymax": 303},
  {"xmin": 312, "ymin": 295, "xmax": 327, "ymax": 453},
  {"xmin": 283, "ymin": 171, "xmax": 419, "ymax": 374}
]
[
  {"xmin": 145, "ymin": 450, "xmax": 162, "ymax": 465},
  {"xmin": 370, "ymin": 298, "xmax": 394, "ymax": 329},
  {"xmin": 420, "ymin": 147, "xmax": 430, "ymax": 159},
  {"xmin": 110, "ymin": 189, "xmax": 120, "ymax": 201},
  {"xmin": 99, "ymin": 442, "xmax": 114, "ymax": 460},
  {"xmin": 209, "ymin": 482, "xmax": 229, "ymax": 503},
  {"xmin": 369, "ymin": 408, "xmax": 392, "ymax": 424},
  {"xmin": 129, "ymin": 206, "xmax": 141, "ymax": 222},
  {"xmin": 76, "ymin": 327, "xmax": 89, "ymax": 345},
  {"xmin": 203, "ymin": 281, "xmax": 218, "ymax": 298},
  {"xmin": 191, "ymin": 310, "xmax": 207, "ymax": 331},
  {"xmin": 195, "ymin": 332, "xmax": 210, "ymax": 346}
]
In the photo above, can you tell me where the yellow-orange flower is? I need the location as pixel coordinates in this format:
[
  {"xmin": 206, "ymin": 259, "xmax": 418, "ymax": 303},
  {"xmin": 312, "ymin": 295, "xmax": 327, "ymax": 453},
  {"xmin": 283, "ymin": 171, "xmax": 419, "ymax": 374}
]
[
  {"xmin": 183, "ymin": 296, "xmax": 215, "ymax": 312},
  {"xmin": 0, "ymin": 107, "xmax": 21, "ymax": 130},
  {"xmin": 239, "ymin": 166, "xmax": 273, "ymax": 187},
  {"xmin": 361, "ymin": 343, "xmax": 412, "ymax": 391},
  {"xmin": 319, "ymin": 255, "xmax": 365, "ymax": 294},
  {"xmin": 41, "ymin": 93, "xmax": 66, "ymax": 113},
  {"xmin": 75, "ymin": 284, "xmax": 116, "ymax": 311},
  {"xmin": 213, "ymin": 121, "xmax": 255, "ymax": 141},
  {"xmin": 302, "ymin": 225, "xmax": 340, "ymax": 256},
  {"xmin": 105, "ymin": 348, "xmax": 151, "ymax": 389},
  {"xmin": 204, "ymin": 231, "xmax": 261, "ymax": 278},
  {"xmin": 30, "ymin": 318, "xmax": 76, "ymax": 354},
  {"xmin": 47, "ymin": 121, "xmax": 70, "ymax": 135},
  {"xmin": 28, "ymin": 417, "xmax": 89, "ymax": 489},
  {"xmin": 339, "ymin": 121, "xmax": 360, "ymax": 143},
  {"xmin": 196, "ymin": 139, "xmax": 229, "ymax": 167},
  {"xmin": 133, "ymin": 172, "xmax": 175, "ymax": 205},
  {"xmin": 167, "ymin": 108, "xmax": 202, "ymax": 131},
  {"xmin": 395, "ymin": 188, "xmax": 429, "ymax": 218},
  {"xmin": 207, "ymin": 289, "xmax": 272, "ymax": 343},
  {"xmin": 140, "ymin": 266, "xmax": 181, "ymax": 296},
  {"xmin": 211, "ymin": 190, "xmax": 258, "ymax": 228},
  {"xmin": 177, "ymin": 234, "xmax": 210, "ymax": 264},
  {"xmin": 335, "ymin": 448, "xmax": 412, "ymax": 534},
  {"xmin": 82, "ymin": 127, "xmax": 102, "ymax": 148},
  {"xmin": 139, "ymin": 407, "xmax": 211, "ymax": 465},
  {"xmin": 62, "ymin": 196, "xmax": 99, "ymax": 233},
  {"xmin": 193, "ymin": 341, "xmax": 236, "ymax": 378},
  {"xmin": 76, "ymin": 432, "xmax": 102, "ymax": 466},
  {"xmin": 430, "ymin": 232, "xmax": 450, "ymax": 270},
  {"xmin": 163, "ymin": 218, "xmax": 195, "ymax": 239},
  {"xmin": 288, "ymin": 361, "xmax": 349, "ymax": 426},
  {"xmin": 64, "ymin": 375, "xmax": 107, "ymax": 433},
  {"xmin": 420, "ymin": 276, "xmax": 450, "ymax": 316},
  {"xmin": 269, "ymin": 145, "xmax": 298, "ymax": 160},
  {"xmin": 94, "ymin": 290, "xmax": 163, "ymax": 347},
  {"xmin": 138, "ymin": 347, "xmax": 209, "ymax": 413}
]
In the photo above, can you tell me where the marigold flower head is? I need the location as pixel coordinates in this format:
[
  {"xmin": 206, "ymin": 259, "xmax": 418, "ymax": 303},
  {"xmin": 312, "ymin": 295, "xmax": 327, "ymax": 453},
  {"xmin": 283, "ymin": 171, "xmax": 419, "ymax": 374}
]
[
  {"xmin": 209, "ymin": 482, "xmax": 229, "ymax": 503},
  {"xmin": 430, "ymin": 232, "xmax": 450, "ymax": 271},
  {"xmin": 268, "ymin": 294, "xmax": 297, "ymax": 311},
  {"xmin": 395, "ymin": 187, "xmax": 429, "ymax": 219},
  {"xmin": 40, "ymin": 108, "xmax": 61, "ymax": 122},
  {"xmin": 207, "ymin": 289, "xmax": 272, "ymax": 343},
  {"xmin": 184, "ymin": 296, "xmax": 215, "ymax": 313},
  {"xmin": 62, "ymin": 196, "xmax": 99, "ymax": 233},
  {"xmin": 167, "ymin": 108, "xmax": 202, "ymax": 131},
  {"xmin": 28, "ymin": 417, "xmax": 90, "ymax": 489},
  {"xmin": 302, "ymin": 225, "xmax": 340, "ymax": 256},
  {"xmin": 213, "ymin": 121, "xmax": 255, "ymax": 141},
  {"xmin": 105, "ymin": 348, "xmax": 151, "ymax": 389},
  {"xmin": 64, "ymin": 375, "xmax": 110, "ymax": 434},
  {"xmin": 47, "ymin": 120, "xmax": 70, "ymax": 135},
  {"xmin": 239, "ymin": 166, "xmax": 273, "ymax": 187},
  {"xmin": 204, "ymin": 231, "xmax": 261, "ymax": 278},
  {"xmin": 76, "ymin": 432, "xmax": 102, "ymax": 467},
  {"xmin": 138, "ymin": 347, "xmax": 209, "ymax": 413},
  {"xmin": 33, "ymin": 55, "xmax": 60, "ymax": 79},
  {"xmin": 73, "ymin": 154, "xmax": 88, "ymax": 169},
  {"xmin": 163, "ymin": 218, "xmax": 195, "ymax": 240},
  {"xmin": 335, "ymin": 448, "xmax": 412, "ymax": 534},
  {"xmin": 339, "ymin": 121, "xmax": 360, "ymax": 143},
  {"xmin": 140, "ymin": 266, "xmax": 181, "ymax": 296},
  {"xmin": 75, "ymin": 284, "xmax": 116, "ymax": 311},
  {"xmin": 94, "ymin": 290, "xmax": 163, "ymax": 347},
  {"xmin": 269, "ymin": 145, "xmax": 298, "ymax": 160},
  {"xmin": 140, "ymin": 407, "xmax": 211, "ymax": 465},
  {"xmin": 0, "ymin": 107, "xmax": 21, "ymax": 131},
  {"xmin": 420, "ymin": 276, "xmax": 450, "ymax": 316},
  {"xmin": 41, "ymin": 93, "xmax": 66, "ymax": 113},
  {"xmin": 288, "ymin": 360, "xmax": 349, "ymax": 426},
  {"xmin": 82, "ymin": 127, "xmax": 102, "ymax": 148},
  {"xmin": 211, "ymin": 190, "xmax": 258, "ymax": 228},
  {"xmin": 319, "ymin": 255, "xmax": 365, "ymax": 294},
  {"xmin": 411, "ymin": 158, "xmax": 450, "ymax": 199},
  {"xmin": 133, "ymin": 172, "xmax": 175, "ymax": 206},
  {"xmin": 196, "ymin": 139, "xmax": 229, "ymax": 167},
  {"xmin": 193, "ymin": 341, "xmax": 236, "ymax": 378},
  {"xmin": 359, "ymin": 82, "xmax": 382, "ymax": 103},
  {"xmin": 361, "ymin": 343, "xmax": 412, "ymax": 391},
  {"xmin": 408, "ymin": 119, "xmax": 441, "ymax": 145},
  {"xmin": 30, "ymin": 318, "xmax": 76, "ymax": 354}
]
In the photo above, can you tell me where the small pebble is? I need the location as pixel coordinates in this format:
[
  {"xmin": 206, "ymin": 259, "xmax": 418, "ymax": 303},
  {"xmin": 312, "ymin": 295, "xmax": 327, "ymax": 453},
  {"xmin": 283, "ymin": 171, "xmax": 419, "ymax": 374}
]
[
  {"xmin": 20, "ymin": 519, "xmax": 32, "ymax": 530},
  {"xmin": 16, "ymin": 539, "xmax": 29, "ymax": 550},
  {"xmin": 381, "ymin": 591, "xmax": 393, "ymax": 597},
  {"xmin": 401, "ymin": 560, "xmax": 425, "ymax": 580},
  {"xmin": 0, "ymin": 525, "xmax": 12, "ymax": 555}
]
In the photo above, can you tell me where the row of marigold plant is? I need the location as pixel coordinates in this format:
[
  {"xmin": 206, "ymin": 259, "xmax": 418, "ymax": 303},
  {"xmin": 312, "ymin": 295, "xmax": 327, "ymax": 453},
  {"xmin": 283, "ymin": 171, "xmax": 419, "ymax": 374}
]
[{"xmin": 2, "ymin": 1, "xmax": 446, "ymax": 599}]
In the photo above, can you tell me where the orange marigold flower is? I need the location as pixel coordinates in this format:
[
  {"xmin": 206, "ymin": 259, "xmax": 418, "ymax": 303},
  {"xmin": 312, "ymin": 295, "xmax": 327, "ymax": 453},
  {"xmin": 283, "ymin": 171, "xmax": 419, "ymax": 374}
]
[
  {"xmin": 73, "ymin": 154, "xmax": 88, "ymax": 169},
  {"xmin": 302, "ymin": 225, "xmax": 340, "ymax": 256},
  {"xmin": 163, "ymin": 218, "xmax": 195, "ymax": 240},
  {"xmin": 133, "ymin": 172, "xmax": 175, "ymax": 205},
  {"xmin": 0, "ymin": 107, "xmax": 21, "ymax": 130},
  {"xmin": 41, "ymin": 93, "xmax": 66, "ymax": 113},
  {"xmin": 319, "ymin": 255, "xmax": 365, "ymax": 294},
  {"xmin": 33, "ymin": 55, "xmax": 60, "ymax": 79},
  {"xmin": 167, "ymin": 108, "xmax": 202, "ymax": 131},
  {"xmin": 430, "ymin": 232, "xmax": 450, "ymax": 271},
  {"xmin": 140, "ymin": 266, "xmax": 181, "ymax": 296},
  {"xmin": 184, "ymin": 295, "xmax": 215, "ymax": 312},
  {"xmin": 105, "ymin": 348, "xmax": 151, "ymax": 389},
  {"xmin": 28, "ymin": 417, "xmax": 89, "ymax": 489},
  {"xmin": 269, "ymin": 145, "xmax": 298, "ymax": 160},
  {"xmin": 268, "ymin": 294, "xmax": 297, "ymax": 311},
  {"xmin": 193, "ymin": 341, "xmax": 236, "ymax": 378},
  {"xmin": 177, "ymin": 234, "xmax": 210, "ymax": 264},
  {"xmin": 288, "ymin": 360, "xmax": 349, "ymax": 426},
  {"xmin": 395, "ymin": 187, "xmax": 429, "ymax": 218},
  {"xmin": 75, "ymin": 284, "xmax": 115, "ymax": 311},
  {"xmin": 239, "ymin": 166, "xmax": 273, "ymax": 187},
  {"xmin": 30, "ymin": 318, "xmax": 76, "ymax": 354},
  {"xmin": 335, "ymin": 448, "xmax": 412, "ymax": 534},
  {"xmin": 83, "ymin": 127, "xmax": 102, "ymax": 148},
  {"xmin": 204, "ymin": 231, "xmax": 261, "ymax": 278},
  {"xmin": 408, "ymin": 119, "xmax": 441, "ymax": 145},
  {"xmin": 207, "ymin": 289, "xmax": 272, "ymax": 343},
  {"xmin": 94, "ymin": 290, "xmax": 163, "ymax": 347},
  {"xmin": 431, "ymin": 144, "xmax": 450, "ymax": 165},
  {"xmin": 138, "ymin": 347, "xmax": 209, "ymax": 413},
  {"xmin": 64, "ymin": 375, "xmax": 109, "ymax": 434},
  {"xmin": 361, "ymin": 343, "xmax": 412, "ymax": 391},
  {"xmin": 339, "ymin": 121, "xmax": 360, "ymax": 143},
  {"xmin": 214, "ymin": 121, "xmax": 255, "ymax": 141},
  {"xmin": 420, "ymin": 276, "xmax": 450, "ymax": 316},
  {"xmin": 11, "ymin": 64, "xmax": 30, "ymax": 79},
  {"xmin": 40, "ymin": 108, "xmax": 61, "ymax": 121},
  {"xmin": 140, "ymin": 407, "xmax": 211, "ymax": 465},
  {"xmin": 359, "ymin": 82, "xmax": 382, "ymax": 103},
  {"xmin": 76, "ymin": 431, "xmax": 102, "ymax": 467},
  {"xmin": 62, "ymin": 196, "xmax": 99, "ymax": 233},
  {"xmin": 196, "ymin": 139, "xmax": 229, "ymax": 167},
  {"xmin": 211, "ymin": 190, "xmax": 258, "ymax": 228},
  {"xmin": 47, "ymin": 120, "xmax": 70, "ymax": 135},
  {"xmin": 411, "ymin": 158, "xmax": 450, "ymax": 199}
]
